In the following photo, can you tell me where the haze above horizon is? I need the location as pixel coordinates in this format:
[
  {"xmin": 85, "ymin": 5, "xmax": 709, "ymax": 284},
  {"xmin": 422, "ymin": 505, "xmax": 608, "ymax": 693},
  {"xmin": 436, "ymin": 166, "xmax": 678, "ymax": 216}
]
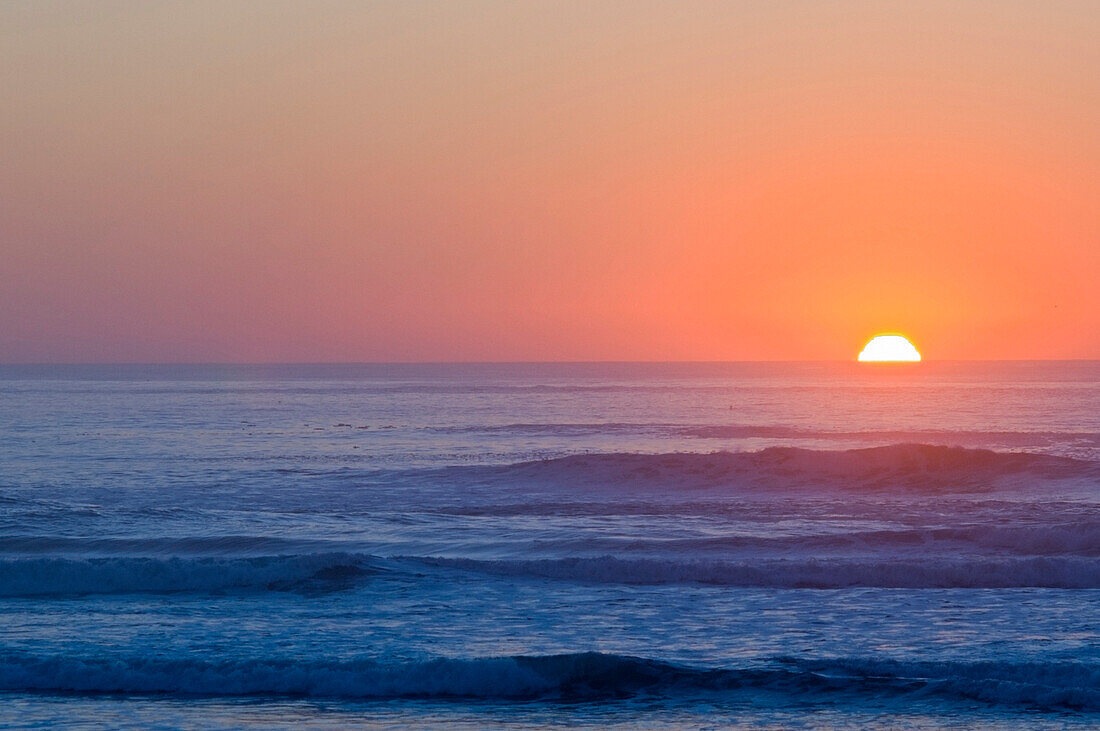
[{"xmin": 2, "ymin": 1, "xmax": 1097, "ymax": 363}]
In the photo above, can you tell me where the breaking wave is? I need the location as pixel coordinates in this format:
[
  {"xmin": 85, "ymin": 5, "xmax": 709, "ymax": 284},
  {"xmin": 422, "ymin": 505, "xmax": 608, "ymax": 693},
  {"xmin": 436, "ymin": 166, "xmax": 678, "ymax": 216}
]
[
  {"xmin": 437, "ymin": 422, "xmax": 1100, "ymax": 450},
  {"xmin": 0, "ymin": 553, "xmax": 378, "ymax": 597},
  {"xmin": 3, "ymin": 447, "xmax": 1096, "ymax": 595},
  {"xmin": 507, "ymin": 523, "xmax": 1100, "ymax": 557},
  {"xmin": 0, "ymin": 651, "xmax": 1096, "ymax": 710},
  {"xmin": 418, "ymin": 555, "xmax": 1100, "ymax": 588},
  {"xmin": 9, "ymin": 549, "xmax": 1098, "ymax": 597},
  {"xmin": 479, "ymin": 444, "xmax": 1098, "ymax": 492}
]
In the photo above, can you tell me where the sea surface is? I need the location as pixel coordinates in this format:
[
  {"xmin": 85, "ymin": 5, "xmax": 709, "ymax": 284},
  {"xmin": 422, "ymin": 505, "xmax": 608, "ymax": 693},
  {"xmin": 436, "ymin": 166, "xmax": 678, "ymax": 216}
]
[{"xmin": 1, "ymin": 361, "xmax": 1098, "ymax": 728}]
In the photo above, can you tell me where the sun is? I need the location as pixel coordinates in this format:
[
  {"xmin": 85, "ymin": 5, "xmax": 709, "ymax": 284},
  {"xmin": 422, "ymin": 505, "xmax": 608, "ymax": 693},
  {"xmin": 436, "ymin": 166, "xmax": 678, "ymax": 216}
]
[{"xmin": 858, "ymin": 334, "xmax": 921, "ymax": 362}]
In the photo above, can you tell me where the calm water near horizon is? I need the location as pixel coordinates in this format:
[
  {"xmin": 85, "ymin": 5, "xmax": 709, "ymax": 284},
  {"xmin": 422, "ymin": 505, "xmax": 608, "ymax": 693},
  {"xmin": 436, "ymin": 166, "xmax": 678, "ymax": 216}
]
[{"xmin": 1, "ymin": 361, "xmax": 1098, "ymax": 727}]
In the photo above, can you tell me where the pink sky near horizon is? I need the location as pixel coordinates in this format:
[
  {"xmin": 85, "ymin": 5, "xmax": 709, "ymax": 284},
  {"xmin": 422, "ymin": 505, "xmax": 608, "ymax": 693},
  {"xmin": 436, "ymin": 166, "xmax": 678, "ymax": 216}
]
[{"xmin": 1, "ymin": 1, "xmax": 1098, "ymax": 362}]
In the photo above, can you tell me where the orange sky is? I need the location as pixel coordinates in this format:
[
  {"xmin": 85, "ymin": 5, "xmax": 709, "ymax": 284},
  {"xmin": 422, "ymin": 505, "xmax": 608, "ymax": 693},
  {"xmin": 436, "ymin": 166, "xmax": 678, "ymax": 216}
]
[{"xmin": 1, "ymin": 1, "xmax": 1097, "ymax": 362}]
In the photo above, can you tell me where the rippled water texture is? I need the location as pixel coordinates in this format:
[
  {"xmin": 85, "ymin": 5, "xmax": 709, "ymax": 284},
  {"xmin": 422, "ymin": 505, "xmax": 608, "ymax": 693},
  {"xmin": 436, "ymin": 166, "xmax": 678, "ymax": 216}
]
[{"xmin": 1, "ymin": 362, "xmax": 1098, "ymax": 727}]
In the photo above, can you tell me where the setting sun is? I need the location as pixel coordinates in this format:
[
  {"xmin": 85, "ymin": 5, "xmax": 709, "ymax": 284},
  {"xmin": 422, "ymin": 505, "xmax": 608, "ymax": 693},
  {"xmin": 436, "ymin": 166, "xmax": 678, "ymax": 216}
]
[{"xmin": 858, "ymin": 335, "xmax": 922, "ymax": 362}]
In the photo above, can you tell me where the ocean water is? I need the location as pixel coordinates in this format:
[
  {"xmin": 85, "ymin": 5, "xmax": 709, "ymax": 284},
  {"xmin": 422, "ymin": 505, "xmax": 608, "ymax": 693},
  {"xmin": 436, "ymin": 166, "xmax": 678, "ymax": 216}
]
[{"xmin": 1, "ymin": 361, "xmax": 1098, "ymax": 728}]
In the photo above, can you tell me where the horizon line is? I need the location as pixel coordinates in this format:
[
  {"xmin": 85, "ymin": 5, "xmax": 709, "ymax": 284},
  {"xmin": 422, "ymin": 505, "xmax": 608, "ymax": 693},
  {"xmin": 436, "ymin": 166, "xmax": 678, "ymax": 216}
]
[{"xmin": 2, "ymin": 359, "xmax": 1099, "ymax": 367}]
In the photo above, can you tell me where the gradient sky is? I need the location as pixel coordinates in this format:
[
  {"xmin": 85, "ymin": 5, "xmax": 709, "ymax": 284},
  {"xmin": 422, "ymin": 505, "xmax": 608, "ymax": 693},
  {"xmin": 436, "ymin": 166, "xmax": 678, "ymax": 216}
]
[{"xmin": 2, "ymin": 1, "xmax": 1097, "ymax": 362}]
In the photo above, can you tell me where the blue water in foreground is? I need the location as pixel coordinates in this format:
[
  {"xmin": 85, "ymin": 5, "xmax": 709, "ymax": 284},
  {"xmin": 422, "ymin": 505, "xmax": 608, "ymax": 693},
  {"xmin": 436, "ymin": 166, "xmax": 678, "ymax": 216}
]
[{"xmin": 1, "ymin": 361, "xmax": 1098, "ymax": 728}]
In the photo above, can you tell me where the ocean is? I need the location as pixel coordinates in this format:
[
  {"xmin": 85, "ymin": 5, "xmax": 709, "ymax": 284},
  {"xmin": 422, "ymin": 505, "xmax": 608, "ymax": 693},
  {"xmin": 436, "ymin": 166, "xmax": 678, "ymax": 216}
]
[{"xmin": 1, "ymin": 361, "xmax": 1098, "ymax": 728}]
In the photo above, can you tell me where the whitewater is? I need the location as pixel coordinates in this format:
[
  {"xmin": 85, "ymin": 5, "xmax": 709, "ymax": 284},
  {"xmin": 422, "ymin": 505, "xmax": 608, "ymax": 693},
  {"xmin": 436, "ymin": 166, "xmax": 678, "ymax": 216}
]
[{"xmin": 1, "ymin": 361, "xmax": 1098, "ymax": 727}]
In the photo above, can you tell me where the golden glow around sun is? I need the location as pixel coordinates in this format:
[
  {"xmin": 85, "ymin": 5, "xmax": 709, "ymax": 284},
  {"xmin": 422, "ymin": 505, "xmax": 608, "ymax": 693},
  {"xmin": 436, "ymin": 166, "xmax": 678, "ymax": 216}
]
[{"xmin": 858, "ymin": 334, "xmax": 921, "ymax": 362}]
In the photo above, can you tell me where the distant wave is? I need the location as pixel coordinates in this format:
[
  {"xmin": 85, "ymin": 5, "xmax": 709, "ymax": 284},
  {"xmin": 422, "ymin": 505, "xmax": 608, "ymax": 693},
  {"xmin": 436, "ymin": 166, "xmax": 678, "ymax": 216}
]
[
  {"xmin": 681, "ymin": 426, "xmax": 1100, "ymax": 449},
  {"xmin": 417, "ymin": 555, "xmax": 1100, "ymax": 589},
  {"xmin": 433, "ymin": 422, "xmax": 1100, "ymax": 448},
  {"xmin": 0, "ymin": 535, "xmax": 338, "ymax": 556},
  {"xmin": 0, "ymin": 651, "xmax": 1095, "ymax": 710},
  {"xmin": 8, "ymin": 548, "xmax": 1100, "ymax": 597},
  {"xmin": 449, "ymin": 523, "xmax": 1100, "ymax": 558},
  {"xmin": 475, "ymin": 444, "xmax": 1098, "ymax": 492},
  {"xmin": 0, "ymin": 553, "xmax": 377, "ymax": 597}
]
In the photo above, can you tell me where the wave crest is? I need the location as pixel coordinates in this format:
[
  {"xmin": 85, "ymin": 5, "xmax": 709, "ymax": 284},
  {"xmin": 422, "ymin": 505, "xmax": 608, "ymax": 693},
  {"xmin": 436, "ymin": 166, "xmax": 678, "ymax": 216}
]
[
  {"xmin": 0, "ymin": 553, "xmax": 376, "ymax": 597},
  {"xmin": 0, "ymin": 651, "xmax": 1096, "ymax": 710},
  {"xmin": 492, "ymin": 444, "xmax": 1096, "ymax": 491},
  {"xmin": 418, "ymin": 555, "xmax": 1100, "ymax": 588}
]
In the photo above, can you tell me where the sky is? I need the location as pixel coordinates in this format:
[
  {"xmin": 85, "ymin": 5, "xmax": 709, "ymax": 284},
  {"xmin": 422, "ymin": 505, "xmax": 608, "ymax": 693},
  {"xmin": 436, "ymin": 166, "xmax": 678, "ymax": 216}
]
[{"xmin": 1, "ymin": 1, "xmax": 1097, "ymax": 362}]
